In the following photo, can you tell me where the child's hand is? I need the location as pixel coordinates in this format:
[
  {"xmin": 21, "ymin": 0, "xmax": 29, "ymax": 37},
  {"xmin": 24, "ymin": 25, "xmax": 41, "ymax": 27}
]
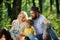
[{"xmin": 34, "ymin": 31, "xmax": 36, "ymax": 36}]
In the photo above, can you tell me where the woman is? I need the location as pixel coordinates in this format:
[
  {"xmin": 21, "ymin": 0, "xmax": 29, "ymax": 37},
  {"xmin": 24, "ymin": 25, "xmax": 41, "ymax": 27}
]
[{"xmin": 10, "ymin": 11, "xmax": 28, "ymax": 40}]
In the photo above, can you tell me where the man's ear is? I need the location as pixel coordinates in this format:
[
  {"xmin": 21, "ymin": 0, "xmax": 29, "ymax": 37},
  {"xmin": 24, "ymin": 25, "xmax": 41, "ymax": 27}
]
[{"xmin": 36, "ymin": 12, "xmax": 40, "ymax": 17}]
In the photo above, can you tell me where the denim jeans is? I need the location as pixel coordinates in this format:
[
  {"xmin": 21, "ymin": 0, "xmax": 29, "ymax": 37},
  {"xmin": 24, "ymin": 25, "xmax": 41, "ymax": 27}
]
[
  {"xmin": 29, "ymin": 34, "xmax": 35, "ymax": 40},
  {"xmin": 49, "ymin": 28, "xmax": 58, "ymax": 40},
  {"xmin": 25, "ymin": 34, "xmax": 38, "ymax": 40},
  {"xmin": 25, "ymin": 28, "xmax": 58, "ymax": 40},
  {"xmin": 36, "ymin": 34, "xmax": 43, "ymax": 40},
  {"xmin": 35, "ymin": 28, "xmax": 58, "ymax": 40},
  {"xmin": 29, "ymin": 34, "xmax": 38, "ymax": 40}
]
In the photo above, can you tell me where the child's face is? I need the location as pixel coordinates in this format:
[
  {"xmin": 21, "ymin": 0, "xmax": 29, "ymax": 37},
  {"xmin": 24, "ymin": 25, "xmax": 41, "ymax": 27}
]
[
  {"xmin": 25, "ymin": 23, "xmax": 31, "ymax": 28},
  {"xmin": 0, "ymin": 35, "xmax": 6, "ymax": 40}
]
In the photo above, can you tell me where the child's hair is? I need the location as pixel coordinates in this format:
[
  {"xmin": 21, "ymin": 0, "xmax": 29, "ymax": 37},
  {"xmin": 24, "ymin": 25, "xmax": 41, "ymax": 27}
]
[
  {"xmin": 0, "ymin": 29, "xmax": 13, "ymax": 40},
  {"xmin": 26, "ymin": 19, "xmax": 34, "ymax": 26}
]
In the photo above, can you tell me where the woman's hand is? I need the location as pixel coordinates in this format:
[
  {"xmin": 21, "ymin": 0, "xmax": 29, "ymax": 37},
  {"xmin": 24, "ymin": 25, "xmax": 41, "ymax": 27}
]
[{"xmin": 12, "ymin": 20, "xmax": 16, "ymax": 27}]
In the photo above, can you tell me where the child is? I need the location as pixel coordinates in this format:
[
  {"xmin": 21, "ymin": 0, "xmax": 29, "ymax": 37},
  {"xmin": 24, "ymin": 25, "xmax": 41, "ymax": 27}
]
[{"xmin": 19, "ymin": 19, "xmax": 38, "ymax": 40}]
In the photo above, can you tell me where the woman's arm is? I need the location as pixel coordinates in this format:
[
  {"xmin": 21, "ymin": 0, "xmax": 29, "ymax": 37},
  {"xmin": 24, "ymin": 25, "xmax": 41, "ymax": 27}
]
[
  {"xmin": 10, "ymin": 20, "xmax": 16, "ymax": 32},
  {"xmin": 10, "ymin": 20, "xmax": 16, "ymax": 39},
  {"xmin": 11, "ymin": 20, "xmax": 16, "ymax": 27}
]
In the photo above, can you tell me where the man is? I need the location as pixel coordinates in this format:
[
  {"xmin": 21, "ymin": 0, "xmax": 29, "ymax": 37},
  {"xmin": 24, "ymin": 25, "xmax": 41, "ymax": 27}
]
[{"xmin": 30, "ymin": 6, "xmax": 58, "ymax": 40}]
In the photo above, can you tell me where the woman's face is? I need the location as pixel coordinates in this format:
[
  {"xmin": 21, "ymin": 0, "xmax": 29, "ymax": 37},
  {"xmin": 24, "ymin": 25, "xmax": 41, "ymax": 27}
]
[
  {"xmin": 0, "ymin": 35, "xmax": 6, "ymax": 40},
  {"xmin": 18, "ymin": 14, "xmax": 26, "ymax": 22}
]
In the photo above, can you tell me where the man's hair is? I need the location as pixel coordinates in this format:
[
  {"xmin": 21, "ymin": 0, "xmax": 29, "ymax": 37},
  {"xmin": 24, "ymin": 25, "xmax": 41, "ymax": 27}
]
[
  {"xmin": 31, "ymin": 6, "xmax": 40, "ymax": 13},
  {"xmin": 0, "ymin": 29, "xmax": 13, "ymax": 40}
]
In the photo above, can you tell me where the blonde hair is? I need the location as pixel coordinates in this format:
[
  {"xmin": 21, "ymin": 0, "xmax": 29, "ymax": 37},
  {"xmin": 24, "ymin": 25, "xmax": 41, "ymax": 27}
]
[{"xmin": 17, "ymin": 11, "xmax": 28, "ymax": 21}]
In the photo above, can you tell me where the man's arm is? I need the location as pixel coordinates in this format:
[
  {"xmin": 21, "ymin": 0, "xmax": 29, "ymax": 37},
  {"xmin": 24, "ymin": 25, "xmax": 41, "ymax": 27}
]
[
  {"xmin": 42, "ymin": 19, "xmax": 51, "ymax": 40},
  {"xmin": 43, "ymin": 19, "xmax": 51, "ymax": 30},
  {"xmin": 42, "ymin": 19, "xmax": 49, "ymax": 25}
]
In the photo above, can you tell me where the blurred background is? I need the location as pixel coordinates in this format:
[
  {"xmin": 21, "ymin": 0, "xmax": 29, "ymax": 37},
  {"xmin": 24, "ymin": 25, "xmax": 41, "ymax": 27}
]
[{"xmin": 0, "ymin": 0, "xmax": 60, "ymax": 37}]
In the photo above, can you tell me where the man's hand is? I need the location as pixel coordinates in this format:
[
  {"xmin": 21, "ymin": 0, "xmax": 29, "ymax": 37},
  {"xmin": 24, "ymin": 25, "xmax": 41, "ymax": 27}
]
[
  {"xmin": 42, "ymin": 30, "xmax": 47, "ymax": 40},
  {"xmin": 42, "ymin": 19, "xmax": 49, "ymax": 25},
  {"xmin": 43, "ymin": 34, "xmax": 47, "ymax": 40},
  {"xmin": 42, "ymin": 19, "xmax": 49, "ymax": 40}
]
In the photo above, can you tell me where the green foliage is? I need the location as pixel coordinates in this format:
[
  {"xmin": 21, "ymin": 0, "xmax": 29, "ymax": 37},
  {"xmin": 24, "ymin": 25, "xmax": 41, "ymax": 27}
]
[
  {"xmin": 43, "ymin": 11, "xmax": 60, "ymax": 37},
  {"xmin": 0, "ymin": 1, "xmax": 11, "ymax": 30},
  {"xmin": 42, "ymin": 0, "xmax": 60, "ymax": 37},
  {"xmin": 0, "ymin": 0, "xmax": 60, "ymax": 37}
]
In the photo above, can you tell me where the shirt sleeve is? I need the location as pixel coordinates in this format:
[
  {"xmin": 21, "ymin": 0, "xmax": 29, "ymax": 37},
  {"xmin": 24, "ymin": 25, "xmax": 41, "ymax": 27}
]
[
  {"xmin": 31, "ymin": 26, "xmax": 35, "ymax": 33},
  {"xmin": 10, "ymin": 26, "xmax": 15, "ymax": 38},
  {"xmin": 42, "ymin": 16, "xmax": 51, "ymax": 31},
  {"xmin": 10, "ymin": 20, "xmax": 16, "ymax": 33},
  {"xmin": 10, "ymin": 20, "xmax": 16, "ymax": 38}
]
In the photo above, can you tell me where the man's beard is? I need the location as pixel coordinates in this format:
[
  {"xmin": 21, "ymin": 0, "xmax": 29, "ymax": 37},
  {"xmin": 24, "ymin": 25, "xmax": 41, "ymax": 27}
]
[{"xmin": 32, "ymin": 16, "xmax": 37, "ymax": 20}]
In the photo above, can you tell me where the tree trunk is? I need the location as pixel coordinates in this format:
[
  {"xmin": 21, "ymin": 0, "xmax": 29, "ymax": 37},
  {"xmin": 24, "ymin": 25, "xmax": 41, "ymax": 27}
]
[
  {"xmin": 38, "ymin": 0, "xmax": 43, "ymax": 14},
  {"xmin": 32, "ymin": 0, "xmax": 36, "ymax": 6},
  {"xmin": 50, "ymin": 0, "xmax": 54, "ymax": 11},
  {"xmin": 5, "ymin": 3, "xmax": 12, "ymax": 18},
  {"xmin": 12, "ymin": 0, "xmax": 22, "ymax": 20},
  {"xmin": 0, "ymin": 0, "xmax": 3, "ymax": 4},
  {"xmin": 55, "ymin": 0, "xmax": 60, "ymax": 18}
]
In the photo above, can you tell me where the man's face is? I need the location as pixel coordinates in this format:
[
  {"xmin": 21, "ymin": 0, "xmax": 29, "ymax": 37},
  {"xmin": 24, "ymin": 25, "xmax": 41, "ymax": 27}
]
[{"xmin": 30, "ymin": 11, "xmax": 38, "ymax": 20}]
